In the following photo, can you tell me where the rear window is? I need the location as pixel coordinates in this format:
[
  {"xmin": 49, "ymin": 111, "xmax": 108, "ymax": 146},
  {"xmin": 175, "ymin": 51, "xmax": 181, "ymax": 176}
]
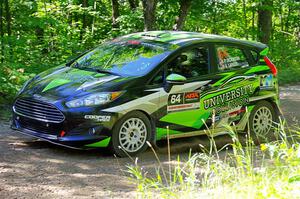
[{"xmin": 216, "ymin": 45, "xmax": 249, "ymax": 71}]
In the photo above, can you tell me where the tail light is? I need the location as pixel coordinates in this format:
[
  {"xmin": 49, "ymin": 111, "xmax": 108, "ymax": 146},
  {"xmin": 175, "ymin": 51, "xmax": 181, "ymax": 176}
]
[{"xmin": 264, "ymin": 56, "xmax": 277, "ymax": 76}]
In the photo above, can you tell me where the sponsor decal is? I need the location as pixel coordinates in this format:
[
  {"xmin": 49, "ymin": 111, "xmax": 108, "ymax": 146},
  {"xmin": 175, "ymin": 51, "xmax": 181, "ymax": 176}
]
[
  {"xmin": 84, "ymin": 115, "xmax": 111, "ymax": 122},
  {"xmin": 228, "ymin": 108, "xmax": 246, "ymax": 116},
  {"xmin": 203, "ymin": 84, "xmax": 254, "ymax": 110},
  {"xmin": 217, "ymin": 47, "xmax": 249, "ymax": 70},
  {"xmin": 212, "ymin": 107, "xmax": 246, "ymax": 122},
  {"xmin": 42, "ymin": 78, "xmax": 71, "ymax": 92},
  {"xmin": 260, "ymin": 74, "xmax": 274, "ymax": 89},
  {"xmin": 168, "ymin": 91, "xmax": 200, "ymax": 112}
]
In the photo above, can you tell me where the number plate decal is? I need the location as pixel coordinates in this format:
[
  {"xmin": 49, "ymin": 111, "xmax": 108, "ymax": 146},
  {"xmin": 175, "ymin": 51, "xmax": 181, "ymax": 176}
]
[{"xmin": 167, "ymin": 92, "xmax": 200, "ymax": 112}]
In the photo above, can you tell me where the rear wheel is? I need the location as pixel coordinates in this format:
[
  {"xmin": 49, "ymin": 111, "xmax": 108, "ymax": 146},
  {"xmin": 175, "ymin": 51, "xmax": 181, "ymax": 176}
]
[
  {"xmin": 110, "ymin": 111, "xmax": 151, "ymax": 157},
  {"xmin": 248, "ymin": 100, "xmax": 278, "ymax": 142}
]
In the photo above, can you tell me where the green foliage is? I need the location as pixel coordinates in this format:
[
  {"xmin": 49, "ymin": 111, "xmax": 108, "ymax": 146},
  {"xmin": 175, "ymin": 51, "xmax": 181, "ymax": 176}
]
[
  {"xmin": 0, "ymin": 0, "xmax": 299, "ymax": 101},
  {"xmin": 0, "ymin": 67, "xmax": 35, "ymax": 102},
  {"xmin": 269, "ymin": 32, "xmax": 300, "ymax": 84},
  {"xmin": 128, "ymin": 122, "xmax": 300, "ymax": 198}
]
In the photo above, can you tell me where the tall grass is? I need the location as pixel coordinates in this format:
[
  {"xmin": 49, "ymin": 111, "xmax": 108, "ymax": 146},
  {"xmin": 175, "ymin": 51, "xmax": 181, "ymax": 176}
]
[{"xmin": 127, "ymin": 120, "xmax": 300, "ymax": 198}]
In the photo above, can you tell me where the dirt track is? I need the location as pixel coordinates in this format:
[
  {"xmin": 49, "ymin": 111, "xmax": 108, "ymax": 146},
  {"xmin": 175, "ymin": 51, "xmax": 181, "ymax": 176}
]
[{"xmin": 0, "ymin": 85, "xmax": 300, "ymax": 198}]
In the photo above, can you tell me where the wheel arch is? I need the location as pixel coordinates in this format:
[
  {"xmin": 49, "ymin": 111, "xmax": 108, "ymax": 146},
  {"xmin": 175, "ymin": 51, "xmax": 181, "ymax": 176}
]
[{"xmin": 261, "ymin": 97, "xmax": 281, "ymax": 119}]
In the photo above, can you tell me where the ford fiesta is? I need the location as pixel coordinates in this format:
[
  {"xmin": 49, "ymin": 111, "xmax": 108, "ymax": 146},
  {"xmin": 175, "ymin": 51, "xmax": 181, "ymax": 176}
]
[{"xmin": 11, "ymin": 31, "xmax": 280, "ymax": 157}]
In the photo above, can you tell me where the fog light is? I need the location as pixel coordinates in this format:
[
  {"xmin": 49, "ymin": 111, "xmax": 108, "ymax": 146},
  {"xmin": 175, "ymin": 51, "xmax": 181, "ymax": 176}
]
[
  {"xmin": 89, "ymin": 128, "xmax": 96, "ymax": 135},
  {"xmin": 89, "ymin": 126, "xmax": 102, "ymax": 135}
]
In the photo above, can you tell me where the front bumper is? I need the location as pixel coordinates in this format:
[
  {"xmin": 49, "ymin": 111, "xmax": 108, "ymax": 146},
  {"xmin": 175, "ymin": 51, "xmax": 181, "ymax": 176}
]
[
  {"xmin": 11, "ymin": 114, "xmax": 111, "ymax": 149},
  {"xmin": 11, "ymin": 96, "xmax": 123, "ymax": 149}
]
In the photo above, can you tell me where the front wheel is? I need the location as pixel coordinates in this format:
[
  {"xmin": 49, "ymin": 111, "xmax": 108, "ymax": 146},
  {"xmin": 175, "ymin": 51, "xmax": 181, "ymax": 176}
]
[
  {"xmin": 248, "ymin": 100, "xmax": 278, "ymax": 142},
  {"xmin": 110, "ymin": 111, "xmax": 151, "ymax": 157}
]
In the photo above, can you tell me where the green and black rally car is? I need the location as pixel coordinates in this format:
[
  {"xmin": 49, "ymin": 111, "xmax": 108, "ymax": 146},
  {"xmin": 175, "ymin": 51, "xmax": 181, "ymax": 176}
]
[{"xmin": 11, "ymin": 31, "xmax": 280, "ymax": 157}]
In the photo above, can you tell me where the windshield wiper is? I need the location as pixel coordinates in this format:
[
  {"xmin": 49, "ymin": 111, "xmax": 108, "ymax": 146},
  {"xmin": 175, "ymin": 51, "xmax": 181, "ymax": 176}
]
[
  {"xmin": 76, "ymin": 67, "xmax": 120, "ymax": 76},
  {"xmin": 95, "ymin": 69, "xmax": 120, "ymax": 76}
]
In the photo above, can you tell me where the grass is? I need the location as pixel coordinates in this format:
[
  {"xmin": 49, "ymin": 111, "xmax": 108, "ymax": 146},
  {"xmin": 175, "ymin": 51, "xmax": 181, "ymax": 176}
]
[{"xmin": 127, "ymin": 118, "xmax": 300, "ymax": 198}]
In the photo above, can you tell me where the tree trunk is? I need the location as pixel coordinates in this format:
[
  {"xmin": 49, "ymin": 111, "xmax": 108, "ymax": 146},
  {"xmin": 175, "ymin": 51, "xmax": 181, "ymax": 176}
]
[
  {"xmin": 80, "ymin": 0, "xmax": 88, "ymax": 40},
  {"xmin": 4, "ymin": 0, "xmax": 12, "ymax": 59},
  {"xmin": 142, "ymin": 0, "xmax": 157, "ymax": 31},
  {"xmin": 284, "ymin": 4, "xmax": 291, "ymax": 32},
  {"xmin": 0, "ymin": 0, "xmax": 3, "ymax": 63},
  {"xmin": 4, "ymin": 0, "xmax": 10, "ymax": 38},
  {"xmin": 251, "ymin": 4, "xmax": 255, "ymax": 40},
  {"xmin": 111, "ymin": 0, "xmax": 120, "ymax": 28},
  {"xmin": 211, "ymin": 0, "xmax": 218, "ymax": 34},
  {"xmin": 297, "ymin": 8, "xmax": 300, "ymax": 47},
  {"xmin": 279, "ymin": 4, "xmax": 283, "ymax": 31},
  {"xmin": 257, "ymin": 0, "xmax": 273, "ymax": 44},
  {"xmin": 128, "ymin": 0, "xmax": 138, "ymax": 10},
  {"xmin": 35, "ymin": 28, "xmax": 44, "ymax": 44},
  {"xmin": 92, "ymin": 0, "xmax": 96, "ymax": 34},
  {"xmin": 173, "ymin": 0, "xmax": 192, "ymax": 31},
  {"xmin": 242, "ymin": 0, "xmax": 248, "ymax": 39}
]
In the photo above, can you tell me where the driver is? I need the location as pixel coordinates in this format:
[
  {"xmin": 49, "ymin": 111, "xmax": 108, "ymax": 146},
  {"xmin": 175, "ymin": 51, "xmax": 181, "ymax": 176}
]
[
  {"xmin": 180, "ymin": 50, "xmax": 199, "ymax": 78},
  {"xmin": 168, "ymin": 49, "xmax": 201, "ymax": 78}
]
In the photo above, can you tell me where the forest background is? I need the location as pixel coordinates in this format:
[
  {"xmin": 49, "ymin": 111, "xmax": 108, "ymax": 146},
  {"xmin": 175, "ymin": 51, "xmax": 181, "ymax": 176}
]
[{"xmin": 0, "ymin": 0, "xmax": 299, "ymax": 103}]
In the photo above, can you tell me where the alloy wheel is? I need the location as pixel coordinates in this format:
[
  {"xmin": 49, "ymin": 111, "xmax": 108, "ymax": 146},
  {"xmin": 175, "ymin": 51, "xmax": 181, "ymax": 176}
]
[{"xmin": 119, "ymin": 118, "xmax": 148, "ymax": 153}]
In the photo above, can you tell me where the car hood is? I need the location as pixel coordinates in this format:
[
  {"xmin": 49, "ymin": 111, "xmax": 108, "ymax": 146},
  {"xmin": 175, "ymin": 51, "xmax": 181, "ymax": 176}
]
[{"xmin": 23, "ymin": 66, "xmax": 127, "ymax": 100}]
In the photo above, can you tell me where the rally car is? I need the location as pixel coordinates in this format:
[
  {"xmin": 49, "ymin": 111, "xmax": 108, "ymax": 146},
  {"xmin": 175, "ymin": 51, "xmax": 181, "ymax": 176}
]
[{"xmin": 11, "ymin": 31, "xmax": 280, "ymax": 157}]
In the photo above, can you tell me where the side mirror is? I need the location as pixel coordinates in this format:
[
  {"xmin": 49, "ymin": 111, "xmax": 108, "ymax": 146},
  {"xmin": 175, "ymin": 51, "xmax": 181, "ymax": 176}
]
[
  {"xmin": 164, "ymin": 73, "xmax": 187, "ymax": 92},
  {"xmin": 166, "ymin": 73, "xmax": 187, "ymax": 85}
]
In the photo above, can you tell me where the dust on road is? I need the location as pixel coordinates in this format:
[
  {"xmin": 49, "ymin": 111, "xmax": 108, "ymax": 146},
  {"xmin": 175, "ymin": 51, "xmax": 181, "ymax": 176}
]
[{"xmin": 0, "ymin": 85, "xmax": 299, "ymax": 198}]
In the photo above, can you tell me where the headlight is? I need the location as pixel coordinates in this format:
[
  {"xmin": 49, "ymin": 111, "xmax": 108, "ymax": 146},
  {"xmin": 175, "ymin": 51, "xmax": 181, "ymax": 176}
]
[{"xmin": 66, "ymin": 91, "xmax": 123, "ymax": 108}]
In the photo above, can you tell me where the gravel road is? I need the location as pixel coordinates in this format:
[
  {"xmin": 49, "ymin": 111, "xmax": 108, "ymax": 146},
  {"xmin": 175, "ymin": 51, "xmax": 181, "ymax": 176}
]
[{"xmin": 1, "ymin": 85, "xmax": 300, "ymax": 198}]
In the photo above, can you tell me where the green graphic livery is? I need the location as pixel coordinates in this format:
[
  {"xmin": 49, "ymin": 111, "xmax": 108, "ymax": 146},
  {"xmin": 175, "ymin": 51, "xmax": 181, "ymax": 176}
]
[{"xmin": 12, "ymin": 31, "xmax": 280, "ymax": 157}]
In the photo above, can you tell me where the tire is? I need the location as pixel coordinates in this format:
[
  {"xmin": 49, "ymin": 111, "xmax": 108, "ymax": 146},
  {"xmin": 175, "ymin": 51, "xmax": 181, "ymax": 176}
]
[
  {"xmin": 110, "ymin": 111, "xmax": 152, "ymax": 157},
  {"xmin": 248, "ymin": 100, "xmax": 278, "ymax": 143}
]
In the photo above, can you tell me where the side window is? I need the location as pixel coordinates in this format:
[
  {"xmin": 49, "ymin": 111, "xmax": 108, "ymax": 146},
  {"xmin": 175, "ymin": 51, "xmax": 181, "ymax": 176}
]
[
  {"xmin": 149, "ymin": 70, "xmax": 164, "ymax": 86},
  {"xmin": 250, "ymin": 50, "xmax": 259, "ymax": 64},
  {"xmin": 167, "ymin": 46, "xmax": 209, "ymax": 79},
  {"xmin": 216, "ymin": 45, "xmax": 249, "ymax": 71}
]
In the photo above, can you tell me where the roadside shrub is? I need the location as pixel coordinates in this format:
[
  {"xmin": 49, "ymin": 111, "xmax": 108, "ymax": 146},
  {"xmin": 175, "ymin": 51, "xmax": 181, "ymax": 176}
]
[
  {"xmin": 269, "ymin": 33, "xmax": 300, "ymax": 84},
  {"xmin": 127, "ymin": 122, "xmax": 300, "ymax": 198},
  {"xmin": 0, "ymin": 66, "xmax": 35, "ymax": 103}
]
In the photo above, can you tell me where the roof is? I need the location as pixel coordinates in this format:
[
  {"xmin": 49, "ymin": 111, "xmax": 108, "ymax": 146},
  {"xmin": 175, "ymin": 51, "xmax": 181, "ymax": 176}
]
[{"xmin": 121, "ymin": 31, "xmax": 267, "ymax": 50}]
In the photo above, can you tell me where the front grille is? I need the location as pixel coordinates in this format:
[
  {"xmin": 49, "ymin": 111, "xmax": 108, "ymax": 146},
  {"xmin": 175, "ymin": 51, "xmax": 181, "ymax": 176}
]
[
  {"xmin": 14, "ymin": 98, "xmax": 65, "ymax": 123},
  {"xmin": 18, "ymin": 116, "xmax": 62, "ymax": 135}
]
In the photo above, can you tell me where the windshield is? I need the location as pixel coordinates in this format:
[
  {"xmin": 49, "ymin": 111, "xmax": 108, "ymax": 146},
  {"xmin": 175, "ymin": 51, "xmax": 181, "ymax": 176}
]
[{"xmin": 71, "ymin": 39, "xmax": 177, "ymax": 76}]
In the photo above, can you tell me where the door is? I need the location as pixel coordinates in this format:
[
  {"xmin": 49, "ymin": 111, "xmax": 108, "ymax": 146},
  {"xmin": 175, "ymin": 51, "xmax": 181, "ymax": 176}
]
[{"xmin": 157, "ymin": 45, "xmax": 214, "ymax": 137}]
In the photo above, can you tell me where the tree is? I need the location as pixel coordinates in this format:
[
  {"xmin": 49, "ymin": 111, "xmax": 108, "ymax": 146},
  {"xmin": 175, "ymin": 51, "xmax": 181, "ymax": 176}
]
[
  {"xmin": 111, "ymin": 0, "xmax": 120, "ymax": 28},
  {"xmin": 242, "ymin": 0, "xmax": 248, "ymax": 39},
  {"xmin": 173, "ymin": 0, "xmax": 192, "ymax": 31},
  {"xmin": 257, "ymin": 0, "xmax": 273, "ymax": 44},
  {"xmin": 142, "ymin": 0, "xmax": 157, "ymax": 31},
  {"xmin": 80, "ymin": 0, "xmax": 88, "ymax": 40},
  {"xmin": 0, "ymin": 0, "xmax": 3, "ymax": 63},
  {"xmin": 297, "ymin": 4, "xmax": 300, "ymax": 46},
  {"xmin": 4, "ymin": 0, "xmax": 11, "ymax": 59},
  {"xmin": 4, "ymin": 0, "xmax": 10, "ymax": 38},
  {"xmin": 128, "ymin": 0, "xmax": 138, "ymax": 10}
]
